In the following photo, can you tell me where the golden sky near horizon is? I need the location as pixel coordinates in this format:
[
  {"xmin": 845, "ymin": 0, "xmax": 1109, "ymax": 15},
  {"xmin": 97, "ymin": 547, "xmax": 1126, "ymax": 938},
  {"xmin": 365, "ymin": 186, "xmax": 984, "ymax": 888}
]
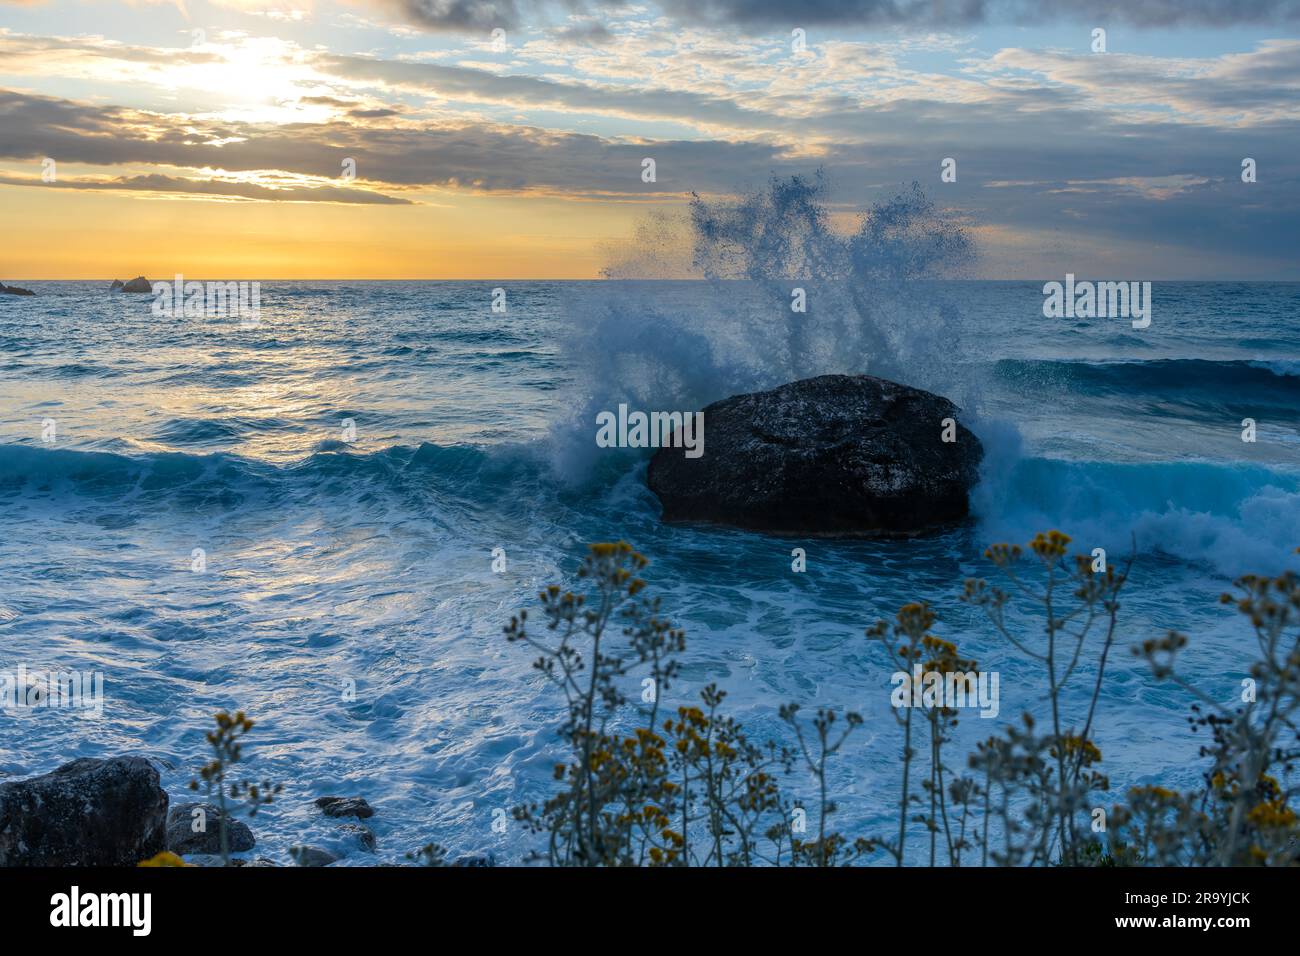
[{"xmin": 5, "ymin": 177, "xmax": 661, "ymax": 279}]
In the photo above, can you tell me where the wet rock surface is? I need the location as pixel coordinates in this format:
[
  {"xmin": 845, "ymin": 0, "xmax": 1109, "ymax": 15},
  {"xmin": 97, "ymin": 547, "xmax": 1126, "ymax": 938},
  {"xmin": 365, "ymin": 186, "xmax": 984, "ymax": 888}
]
[
  {"xmin": 648, "ymin": 374, "xmax": 982, "ymax": 536},
  {"xmin": 0, "ymin": 757, "xmax": 168, "ymax": 866}
]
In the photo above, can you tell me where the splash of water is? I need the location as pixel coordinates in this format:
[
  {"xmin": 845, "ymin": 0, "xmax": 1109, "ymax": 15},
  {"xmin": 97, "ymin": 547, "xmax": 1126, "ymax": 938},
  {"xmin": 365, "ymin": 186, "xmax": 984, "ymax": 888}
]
[{"xmin": 551, "ymin": 174, "xmax": 980, "ymax": 481}]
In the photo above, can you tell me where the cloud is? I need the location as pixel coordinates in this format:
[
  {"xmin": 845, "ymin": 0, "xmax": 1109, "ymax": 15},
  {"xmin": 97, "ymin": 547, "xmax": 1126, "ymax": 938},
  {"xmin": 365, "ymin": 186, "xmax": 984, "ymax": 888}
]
[
  {"xmin": 0, "ymin": 171, "xmax": 414, "ymax": 203},
  {"xmin": 656, "ymin": 0, "xmax": 1300, "ymax": 29},
  {"xmin": 553, "ymin": 21, "xmax": 615, "ymax": 44},
  {"xmin": 370, "ymin": 0, "xmax": 1300, "ymax": 34},
  {"xmin": 0, "ymin": 87, "xmax": 789, "ymax": 198},
  {"xmin": 6, "ymin": 28, "xmax": 1297, "ymax": 146},
  {"xmin": 313, "ymin": 51, "xmax": 794, "ymax": 136},
  {"xmin": 374, "ymin": 0, "xmax": 524, "ymax": 32},
  {"xmin": 982, "ymin": 40, "xmax": 1300, "ymax": 124}
]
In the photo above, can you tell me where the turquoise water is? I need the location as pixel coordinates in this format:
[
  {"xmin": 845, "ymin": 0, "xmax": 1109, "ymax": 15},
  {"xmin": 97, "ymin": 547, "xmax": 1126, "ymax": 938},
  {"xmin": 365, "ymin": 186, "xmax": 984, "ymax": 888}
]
[{"xmin": 1, "ymin": 278, "xmax": 1299, "ymax": 863}]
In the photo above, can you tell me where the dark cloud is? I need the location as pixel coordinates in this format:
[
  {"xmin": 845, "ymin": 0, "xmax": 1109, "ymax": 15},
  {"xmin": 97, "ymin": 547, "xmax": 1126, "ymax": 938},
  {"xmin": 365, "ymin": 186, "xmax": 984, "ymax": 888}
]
[
  {"xmin": 0, "ymin": 172, "xmax": 414, "ymax": 204},
  {"xmin": 553, "ymin": 21, "xmax": 615, "ymax": 43},
  {"xmin": 299, "ymin": 95, "xmax": 357, "ymax": 107},
  {"xmin": 315, "ymin": 52, "xmax": 781, "ymax": 133},
  {"xmin": 375, "ymin": 0, "xmax": 1300, "ymax": 33},
  {"xmin": 378, "ymin": 0, "xmax": 524, "ymax": 32},
  {"xmin": 0, "ymin": 88, "xmax": 786, "ymax": 197},
  {"xmin": 658, "ymin": 0, "xmax": 1300, "ymax": 29}
]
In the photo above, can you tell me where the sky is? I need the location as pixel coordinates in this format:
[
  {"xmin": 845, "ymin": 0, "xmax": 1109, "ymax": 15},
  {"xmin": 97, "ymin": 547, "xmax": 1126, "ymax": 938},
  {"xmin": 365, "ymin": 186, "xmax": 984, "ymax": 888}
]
[{"xmin": 1, "ymin": 0, "xmax": 1298, "ymax": 279}]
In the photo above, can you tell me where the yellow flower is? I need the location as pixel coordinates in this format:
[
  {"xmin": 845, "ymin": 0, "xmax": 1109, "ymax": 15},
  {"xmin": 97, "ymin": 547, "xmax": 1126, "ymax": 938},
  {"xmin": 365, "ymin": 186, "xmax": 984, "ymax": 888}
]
[{"xmin": 138, "ymin": 851, "xmax": 191, "ymax": 867}]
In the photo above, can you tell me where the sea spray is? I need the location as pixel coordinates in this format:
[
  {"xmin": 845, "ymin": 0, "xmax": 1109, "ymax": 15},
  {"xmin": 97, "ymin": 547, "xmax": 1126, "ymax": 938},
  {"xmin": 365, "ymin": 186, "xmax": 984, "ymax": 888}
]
[
  {"xmin": 548, "ymin": 175, "xmax": 988, "ymax": 483},
  {"xmin": 595, "ymin": 406, "xmax": 704, "ymax": 458},
  {"xmin": 973, "ymin": 457, "xmax": 1300, "ymax": 576}
]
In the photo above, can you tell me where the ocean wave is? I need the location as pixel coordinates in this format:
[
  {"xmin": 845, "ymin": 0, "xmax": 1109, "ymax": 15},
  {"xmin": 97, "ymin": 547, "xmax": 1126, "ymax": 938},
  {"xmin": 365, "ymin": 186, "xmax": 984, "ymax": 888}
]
[
  {"xmin": 993, "ymin": 357, "xmax": 1300, "ymax": 396},
  {"xmin": 0, "ymin": 440, "xmax": 556, "ymax": 505},
  {"xmin": 0, "ymin": 443, "xmax": 275, "ymax": 498},
  {"xmin": 974, "ymin": 454, "xmax": 1300, "ymax": 576},
  {"xmin": 8, "ymin": 436, "xmax": 1298, "ymax": 578},
  {"xmin": 1248, "ymin": 359, "xmax": 1300, "ymax": 378},
  {"xmin": 150, "ymin": 415, "xmax": 294, "ymax": 446}
]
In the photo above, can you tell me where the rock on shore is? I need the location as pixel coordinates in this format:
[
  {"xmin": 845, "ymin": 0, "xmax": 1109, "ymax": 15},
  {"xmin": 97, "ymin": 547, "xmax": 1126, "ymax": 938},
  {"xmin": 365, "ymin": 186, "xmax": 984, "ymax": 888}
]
[
  {"xmin": 647, "ymin": 374, "xmax": 983, "ymax": 536},
  {"xmin": 0, "ymin": 757, "xmax": 168, "ymax": 866},
  {"xmin": 165, "ymin": 802, "xmax": 256, "ymax": 855},
  {"xmin": 290, "ymin": 844, "xmax": 340, "ymax": 866}
]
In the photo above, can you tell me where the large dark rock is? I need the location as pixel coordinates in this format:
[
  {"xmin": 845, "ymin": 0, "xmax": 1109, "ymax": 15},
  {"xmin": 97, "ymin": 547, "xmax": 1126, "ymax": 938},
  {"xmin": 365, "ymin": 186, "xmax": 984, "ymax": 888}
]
[
  {"xmin": 0, "ymin": 283, "xmax": 35, "ymax": 296},
  {"xmin": 165, "ymin": 802, "xmax": 255, "ymax": 855},
  {"xmin": 120, "ymin": 276, "xmax": 151, "ymax": 293},
  {"xmin": 646, "ymin": 374, "xmax": 982, "ymax": 536},
  {"xmin": 0, "ymin": 757, "xmax": 168, "ymax": 866}
]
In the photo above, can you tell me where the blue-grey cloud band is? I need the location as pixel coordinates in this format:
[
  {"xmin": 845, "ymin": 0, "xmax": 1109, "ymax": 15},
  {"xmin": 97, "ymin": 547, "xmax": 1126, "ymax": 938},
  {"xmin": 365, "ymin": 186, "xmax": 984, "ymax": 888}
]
[{"xmin": 383, "ymin": 0, "xmax": 1300, "ymax": 32}]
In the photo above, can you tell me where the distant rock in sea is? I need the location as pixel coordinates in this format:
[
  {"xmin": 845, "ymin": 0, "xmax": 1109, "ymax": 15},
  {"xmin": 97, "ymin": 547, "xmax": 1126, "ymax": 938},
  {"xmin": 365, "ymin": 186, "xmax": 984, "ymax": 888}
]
[
  {"xmin": 118, "ymin": 276, "xmax": 152, "ymax": 293},
  {"xmin": 647, "ymin": 374, "xmax": 983, "ymax": 537},
  {"xmin": 110, "ymin": 279, "xmax": 124, "ymax": 291},
  {"xmin": 0, "ymin": 757, "xmax": 168, "ymax": 865},
  {"xmin": 0, "ymin": 282, "xmax": 35, "ymax": 296}
]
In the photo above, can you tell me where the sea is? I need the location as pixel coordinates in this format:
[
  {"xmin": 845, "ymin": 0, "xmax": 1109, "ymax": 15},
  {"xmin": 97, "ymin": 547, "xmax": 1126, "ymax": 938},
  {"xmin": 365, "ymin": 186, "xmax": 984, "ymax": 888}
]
[{"xmin": 2, "ymin": 275, "xmax": 1298, "ymax": 864}]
